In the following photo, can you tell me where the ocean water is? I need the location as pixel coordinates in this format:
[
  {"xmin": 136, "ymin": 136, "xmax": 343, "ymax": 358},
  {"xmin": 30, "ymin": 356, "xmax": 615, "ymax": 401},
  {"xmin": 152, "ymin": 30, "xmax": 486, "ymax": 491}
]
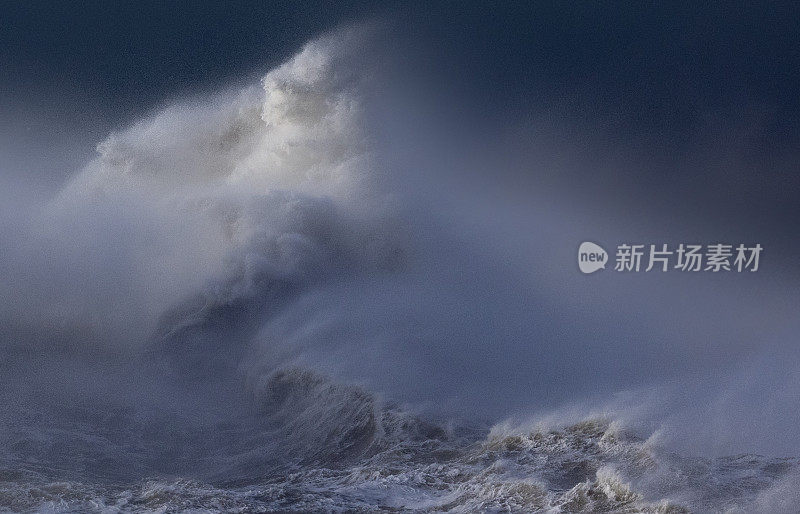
[
  {"xmin": 1, "ymin": 372, "xmax": 797, "ymax": 513},
  {"xmin": 1, "ymin": 28, "xmax": 797, "ymax": 513}
]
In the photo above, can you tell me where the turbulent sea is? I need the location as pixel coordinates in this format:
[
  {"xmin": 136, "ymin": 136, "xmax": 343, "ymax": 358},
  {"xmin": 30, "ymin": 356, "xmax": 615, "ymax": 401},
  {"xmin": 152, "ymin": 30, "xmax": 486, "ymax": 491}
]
[
  {"xmin": 1, "ymin": 380, "xmax": 798, "ymax": 513},
  {"xmin": 1, "ymin": 28, "xmax": 797, "ymax": 513}
]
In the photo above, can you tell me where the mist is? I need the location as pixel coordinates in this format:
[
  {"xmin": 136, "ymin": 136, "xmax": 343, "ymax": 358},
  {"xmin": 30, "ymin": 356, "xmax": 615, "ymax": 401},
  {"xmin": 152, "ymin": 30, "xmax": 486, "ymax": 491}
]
[{"xmin": 1, "ymin": 7, "xmax": 799, "ymax": 511}]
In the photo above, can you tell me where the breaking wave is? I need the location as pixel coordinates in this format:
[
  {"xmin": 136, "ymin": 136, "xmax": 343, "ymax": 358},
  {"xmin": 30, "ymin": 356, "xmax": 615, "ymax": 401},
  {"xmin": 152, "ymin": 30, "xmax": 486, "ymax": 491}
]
[
  {"xmin": 0, "ymin": 27, "xmax": 797, "ymax": 513},
  {"xmin": 3, "ymin": 397, "xmax": 798, "ymax": 512}
]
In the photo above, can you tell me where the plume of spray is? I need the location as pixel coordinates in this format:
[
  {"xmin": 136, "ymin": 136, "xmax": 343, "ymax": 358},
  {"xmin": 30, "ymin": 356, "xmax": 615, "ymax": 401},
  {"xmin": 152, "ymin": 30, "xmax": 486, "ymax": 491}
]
[{"xmin": 1, "ymin": 25, "xmax": 800, "ymax": 495}]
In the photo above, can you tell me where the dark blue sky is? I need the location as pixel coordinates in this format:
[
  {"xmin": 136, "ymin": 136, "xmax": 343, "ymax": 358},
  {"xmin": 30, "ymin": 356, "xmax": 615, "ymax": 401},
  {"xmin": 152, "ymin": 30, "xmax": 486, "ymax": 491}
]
[
  {"xmin": 4, "ymin": 2, "xmax": 799, "ymax": 122},
  {"xmin": 2, "ymin": 1, "xmax": 378, "ymax": 112},
  {"xmin": 2, "ymin": 1, "xmax": 799, "ymax": 231}
]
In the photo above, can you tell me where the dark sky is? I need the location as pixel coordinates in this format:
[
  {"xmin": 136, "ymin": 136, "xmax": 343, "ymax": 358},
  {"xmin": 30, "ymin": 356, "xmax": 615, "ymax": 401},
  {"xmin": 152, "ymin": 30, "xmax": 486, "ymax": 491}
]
[
  {"xmin": 2, "ymin": 1, "xmax": 799, "ymax": 239},
  {"xmin": 4, "ymin": 2, "xmax": 799, "ymax": 121},
  {"xmin": 1, "ymin": 1, "xmax": 378, "ymax": 111}
]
